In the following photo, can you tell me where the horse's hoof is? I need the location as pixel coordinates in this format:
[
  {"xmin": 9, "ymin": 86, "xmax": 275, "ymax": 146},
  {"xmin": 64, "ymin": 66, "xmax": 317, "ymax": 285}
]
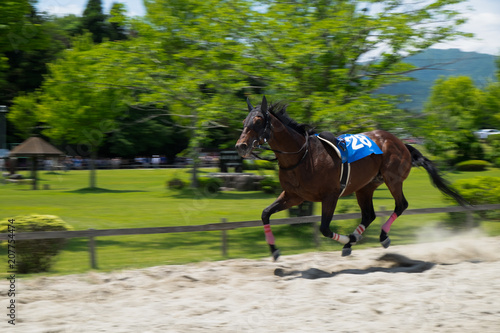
[
  {"xmin": 272, "ymin": 249, "xmax": 281, "ymax": 261},
  {"xmin": 342, "ymin": 247, "xmax": 352, "ymax": 257},
  {"xmin": 381, "ymin": 237, "xmax": 391, "ymax": 249}
]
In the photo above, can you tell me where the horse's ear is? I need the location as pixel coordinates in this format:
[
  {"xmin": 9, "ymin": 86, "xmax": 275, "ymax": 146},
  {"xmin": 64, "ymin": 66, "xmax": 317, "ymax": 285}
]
[
  {"xmin": 261, "ymin": 95, "xmax": 268, "ymax": 113},
  {"xmin": 246, "ymin": 97, "xmax": 254, "ymax": 112}
]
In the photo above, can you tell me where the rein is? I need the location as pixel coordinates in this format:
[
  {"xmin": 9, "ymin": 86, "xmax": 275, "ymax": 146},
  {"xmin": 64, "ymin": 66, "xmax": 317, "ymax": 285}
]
[{"xmin": 253, "ymin": 134, "xmax": 310, "ymax": 171}]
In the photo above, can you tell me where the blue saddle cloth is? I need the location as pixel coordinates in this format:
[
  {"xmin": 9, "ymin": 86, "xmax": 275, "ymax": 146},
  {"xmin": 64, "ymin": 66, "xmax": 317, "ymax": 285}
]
[{"xmin": 337, "ymin": 134, "xmax": 383, "ymax": 163}]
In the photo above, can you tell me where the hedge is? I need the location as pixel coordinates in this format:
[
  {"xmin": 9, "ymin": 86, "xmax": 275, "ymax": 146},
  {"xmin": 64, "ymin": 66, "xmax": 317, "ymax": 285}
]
[
  {"xmin": 454, "ymin": 160, "xmax": 491, "ymax": 171},
  {"xmin": 444, "ymin": 177, "xmax": 500, "ymax": 227},
  {"xmin": 451, "ymin": 176, "xmax": 500, "ymax": 205},
  {"xmin": 198, "ymin": 176, "xmax": 222, "ymax": 194},
  {"xmin": 0, "ymin": 215, "xmax": 72, "ymax": 273}
]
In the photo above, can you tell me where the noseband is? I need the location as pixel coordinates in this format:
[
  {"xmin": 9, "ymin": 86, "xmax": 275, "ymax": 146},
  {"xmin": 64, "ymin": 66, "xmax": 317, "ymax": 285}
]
[{"xmin": 249, "ymin": 111, "xmax": 310, "ymax": 171}]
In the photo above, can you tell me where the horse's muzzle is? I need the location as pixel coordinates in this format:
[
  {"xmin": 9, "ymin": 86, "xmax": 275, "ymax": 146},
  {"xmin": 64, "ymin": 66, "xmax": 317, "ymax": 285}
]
[{"xmin": 235, "ymin": 142, "xmax": 250, "ymax": 158}]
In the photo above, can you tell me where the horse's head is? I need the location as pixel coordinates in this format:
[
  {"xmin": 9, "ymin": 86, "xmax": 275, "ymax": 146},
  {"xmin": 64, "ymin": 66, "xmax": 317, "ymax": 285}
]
[{"xmin": 235, "ymin": 96, "xmax": 271, "ymax": 158}]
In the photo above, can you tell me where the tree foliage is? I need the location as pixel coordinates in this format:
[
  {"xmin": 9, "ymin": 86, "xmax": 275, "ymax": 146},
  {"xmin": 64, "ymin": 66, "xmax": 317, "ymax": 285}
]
[
  {"xmin": 423, "ymin": 76, "xmax": 484, "ymax": 163},
  {"xmin": 9, "ymin": 34, "xmax": 133, "ymax": 187},
  {"xmin": 239, "ymin": 0, "xmax": 471, "ymax": 132},
  {"xmin": 422, "ymin": 55, "xmax": 500, "ymax": 165},
  {"xmin": 81, "ymin": 0, "xmax": 108, "ymax": 43},
  {"xmin": 7, "ymin": 0, "xmax": 479, "ymax": 174},
  {"xmin": 0, "ymin": 1, "xmax": 63, "ymax": 102},
  {"xmin": 480, "ymin": 56, "xmax": 500, "ymax": 129}
]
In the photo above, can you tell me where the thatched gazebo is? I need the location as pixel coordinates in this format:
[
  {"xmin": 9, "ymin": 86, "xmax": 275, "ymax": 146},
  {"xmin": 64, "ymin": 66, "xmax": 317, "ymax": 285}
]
[{"xmin": 9, "ymin": 136, "xmax": 64, "ymax": 190}]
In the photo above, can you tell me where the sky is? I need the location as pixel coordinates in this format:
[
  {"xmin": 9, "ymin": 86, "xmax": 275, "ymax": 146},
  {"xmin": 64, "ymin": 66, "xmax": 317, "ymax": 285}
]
[
  {"xmin": 36, "ymin": 0, "xmax": 500, "ymax": 56},
  {"xmin": 37, "ymin": 0, "xmax": 146, "ymax": 17}
]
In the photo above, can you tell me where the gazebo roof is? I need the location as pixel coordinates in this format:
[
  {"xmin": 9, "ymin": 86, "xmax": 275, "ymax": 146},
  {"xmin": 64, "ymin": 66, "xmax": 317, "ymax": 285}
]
[{"xmin": 9, "ymin": 136, "xmax": 64, "ymax": 157}]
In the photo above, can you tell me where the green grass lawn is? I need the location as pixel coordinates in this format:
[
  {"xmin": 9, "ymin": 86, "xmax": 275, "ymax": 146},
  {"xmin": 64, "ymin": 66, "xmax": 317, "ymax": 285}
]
[{"xmin": 1, "ymin": 166, "xmax": 499, "ymax": 276}]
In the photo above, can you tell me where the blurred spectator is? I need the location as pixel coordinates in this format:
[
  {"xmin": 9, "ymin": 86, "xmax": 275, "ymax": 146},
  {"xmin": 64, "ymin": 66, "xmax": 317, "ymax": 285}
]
[
  {"xmin": 111, "ymin": 157, "xmax": 121, "ymax": 169},
  {"xmin": 63, "ymin": 156, "xmax": 73, "ymax": 172},
  {"xmin": 73, "ymin": 156, "xmax": 83, "ymax": 170},
  {"xmin": 44, "ymin": 158, "xmax": 54, "ymax": 171},
  {"xmin": 152, "ymin": 155, "xmax": 161, "ymax": 168},
  {"xmin": 7, "ymin": 158, "xmax": 17, "ymax": 175}
]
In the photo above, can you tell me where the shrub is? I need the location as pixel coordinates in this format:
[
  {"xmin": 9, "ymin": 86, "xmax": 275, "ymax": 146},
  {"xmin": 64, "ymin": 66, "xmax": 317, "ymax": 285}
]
[
  {"xmin": 450, "ymin": 177, "xmax": 500, "ymax": 205},
  {"xmin": 167, "ymin": 178, "xmax": 186, "ymax": 190},
  {"xmin": 242, "ymin": 160, "xmax": 256, "ymax": 170},
  {"xmin": 453, "ymin": 130, "xmax": 485, "ymax": 163},
  {"xmin": 255, "ymin": 159, "xmax": 276, "ymax": 170},
  {"xmin": 454, "ymin": 160, "xmax": 491, "ymax": 171},
  {"xmin": 486, "ymin": 134, "xmax": 500, "ymax": 165},
  {"xmin": 486, "ymin": 133, "xmax": 500, "ymax": 145},
  {"xmin": 243, "ymin": 159, "xmax": 276, "ymax": 170},
  {"xmin": 0, "ymin": 215, "xmax": 72, "ymax": 273},
  {"xmin": 198, "ymin": 176, "xmax": 222, "ymax": 194},
  {"xmin": 444, "ymin": 177, "xmax": 500, "ymax": 228}
]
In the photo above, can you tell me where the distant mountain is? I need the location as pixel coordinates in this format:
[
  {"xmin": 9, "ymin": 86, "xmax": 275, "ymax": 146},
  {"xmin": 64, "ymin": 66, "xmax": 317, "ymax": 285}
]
[{"xmin": 377, "ymin": 48, "xmax": 497, "ymax": 111}]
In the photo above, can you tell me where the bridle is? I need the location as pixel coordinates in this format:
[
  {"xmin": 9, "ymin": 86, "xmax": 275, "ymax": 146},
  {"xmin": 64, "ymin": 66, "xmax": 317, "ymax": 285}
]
[{"xmin": 246, "ymin": 102, "xmax": 310, "ymax": 171}]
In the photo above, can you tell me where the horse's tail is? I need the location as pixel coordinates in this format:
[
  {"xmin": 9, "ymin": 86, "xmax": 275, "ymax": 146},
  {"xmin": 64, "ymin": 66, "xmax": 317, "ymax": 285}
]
[{"xmin": 405, "ymin": 144, "xmax": 469, "ymax": 206}]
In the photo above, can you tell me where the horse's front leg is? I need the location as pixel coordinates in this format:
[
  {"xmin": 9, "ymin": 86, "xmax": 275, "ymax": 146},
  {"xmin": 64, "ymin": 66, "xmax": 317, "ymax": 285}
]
[
  {"xmin": 319, "ymin": 195, "xmax": 350, "ymax": 248},
  {"xmin": 262, "ymin": 191, "xmax": 303, "ymax": 261}
]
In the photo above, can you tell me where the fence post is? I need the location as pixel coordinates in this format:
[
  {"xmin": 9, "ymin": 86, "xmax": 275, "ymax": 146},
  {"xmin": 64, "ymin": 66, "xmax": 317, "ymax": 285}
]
[
  {"xmin": 313, "ymin": 222, "xmax": 320, "ymax": 248},
  {"xmin": 88, "ymin": 229, "xmax": 98, "ymax": 269},
  {"xmin": 466, "ymin": 210, "xmax": 474, "ymax": 229},
  {"xmin": 379, "ymin": 206, "xmax": 387, "ymax": 224},
  {"xmin": 221, "ymin": 218, "xmax": 228, "ymax": 257}
]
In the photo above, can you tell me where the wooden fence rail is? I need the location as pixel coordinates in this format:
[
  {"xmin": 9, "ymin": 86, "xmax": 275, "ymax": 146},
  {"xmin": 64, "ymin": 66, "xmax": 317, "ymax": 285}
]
[{"xmin": 1, "ymin": 204, "xmax": 499, "ymax": 269}]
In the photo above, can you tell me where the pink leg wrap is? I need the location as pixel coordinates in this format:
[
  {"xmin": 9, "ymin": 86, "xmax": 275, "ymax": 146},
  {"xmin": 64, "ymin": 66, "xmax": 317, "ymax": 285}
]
[
  {"xmin": 264, "ymin": 224, "xmax": 275, "ymax": 245},
  {"xmin": 382, "ymin": 213, "xmax": 398, "ymax": 233}
]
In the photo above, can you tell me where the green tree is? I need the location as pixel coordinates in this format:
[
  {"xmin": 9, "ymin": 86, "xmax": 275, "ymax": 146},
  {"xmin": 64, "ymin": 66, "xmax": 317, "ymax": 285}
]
[
  {"xmin": 423, "ymin": 76, "xmax": 484, "ymax": 163},
  {"xmin": 0, "ymin": 1, "xmax": 56, "ymax": 102},
  {"xmin": 49, "ymin": 14, "xmax": 83, "ymax": 44},
  {"xmin": 479, "ymin": 57, "xmax": 500, "ymax": 129},
  {"xmin": 1, "ymin": 2, "xmax": 75, "ymax": 148},
  {"xmin": 81, "ymin": 0, "xmax": 108, "ymax": 43},
  {"xmin": 108, "ymin": 2, "xmax": 128, "ymax": 41},
  {"xmin": 8, "ymin": 0, "xmax": 474, "ymax": 187},
  {"xmin": 0, "ymin": 0, "xmax": 33, "ymax": 78},
  {"xmin": 101, "ymin": 106, "xmax": 189, "ymax": 160},
  {"xmin": 241, "ymin": 0, "xmax": 471, "ymax": 132},
  {"xmin": 127, "ymin": 0, "xmax": 254, "ymax": 186},
  {"xmin": 9, "ymin": 35, "xmax": 132, "ymax": 188}
]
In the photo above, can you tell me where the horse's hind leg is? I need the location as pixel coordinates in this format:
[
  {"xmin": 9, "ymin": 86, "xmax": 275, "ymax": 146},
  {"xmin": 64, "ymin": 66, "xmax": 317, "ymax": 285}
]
[
  {"xmin": 380, "ymin": 180, "xmax": 408, "ymax": 248},
  {"xmin": 342, "ymin": 182, "xmax": 380, "ymax": 256}
]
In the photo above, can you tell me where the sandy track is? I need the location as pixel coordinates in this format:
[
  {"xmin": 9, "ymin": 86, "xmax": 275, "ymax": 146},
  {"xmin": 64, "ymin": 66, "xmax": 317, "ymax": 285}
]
[{"xmin": 3, "ymin": 235, "xmax": 500, "ymax": 332}]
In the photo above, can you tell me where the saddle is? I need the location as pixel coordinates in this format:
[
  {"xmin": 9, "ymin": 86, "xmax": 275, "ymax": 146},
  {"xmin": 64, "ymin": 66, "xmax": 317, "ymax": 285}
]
[{"xmin": 316, "ymin": 132, "xmax": 350, "ymax": 196}]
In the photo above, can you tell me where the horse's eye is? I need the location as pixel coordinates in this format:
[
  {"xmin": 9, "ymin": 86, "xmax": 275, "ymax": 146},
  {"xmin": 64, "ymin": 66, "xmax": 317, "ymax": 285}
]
[{"xmin": 254, "ymin": 118, "xmax": 263, "ymax": 126}]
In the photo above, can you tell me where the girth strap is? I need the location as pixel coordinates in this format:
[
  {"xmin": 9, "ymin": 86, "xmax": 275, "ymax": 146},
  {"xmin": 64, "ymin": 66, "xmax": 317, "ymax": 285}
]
[
  {"xmin": 339, "ymin": 161, "xmax": 350, "ymax": 196},
  {"xmin": 316, "ymin": 134, "xmax": 350, "ymax": 196}
]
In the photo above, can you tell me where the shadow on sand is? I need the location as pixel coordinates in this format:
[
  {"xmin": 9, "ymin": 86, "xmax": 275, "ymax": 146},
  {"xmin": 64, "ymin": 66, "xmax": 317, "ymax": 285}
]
[{"xmin": 274, "ymin": 253, "xmax": 436, "ymax": 280}]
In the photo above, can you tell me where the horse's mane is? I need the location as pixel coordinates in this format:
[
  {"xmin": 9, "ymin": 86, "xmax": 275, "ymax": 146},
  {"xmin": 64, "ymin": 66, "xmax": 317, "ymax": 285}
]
[{"xmin": 268, "ymin": 102, "xmax": 314, "ymax": 135}]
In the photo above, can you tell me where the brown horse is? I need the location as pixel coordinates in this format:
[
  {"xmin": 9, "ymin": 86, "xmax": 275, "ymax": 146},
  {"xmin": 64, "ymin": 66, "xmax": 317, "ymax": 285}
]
[{"xmin": 235, "ymin": 96, "xmax": 467, "ymax": 260}]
